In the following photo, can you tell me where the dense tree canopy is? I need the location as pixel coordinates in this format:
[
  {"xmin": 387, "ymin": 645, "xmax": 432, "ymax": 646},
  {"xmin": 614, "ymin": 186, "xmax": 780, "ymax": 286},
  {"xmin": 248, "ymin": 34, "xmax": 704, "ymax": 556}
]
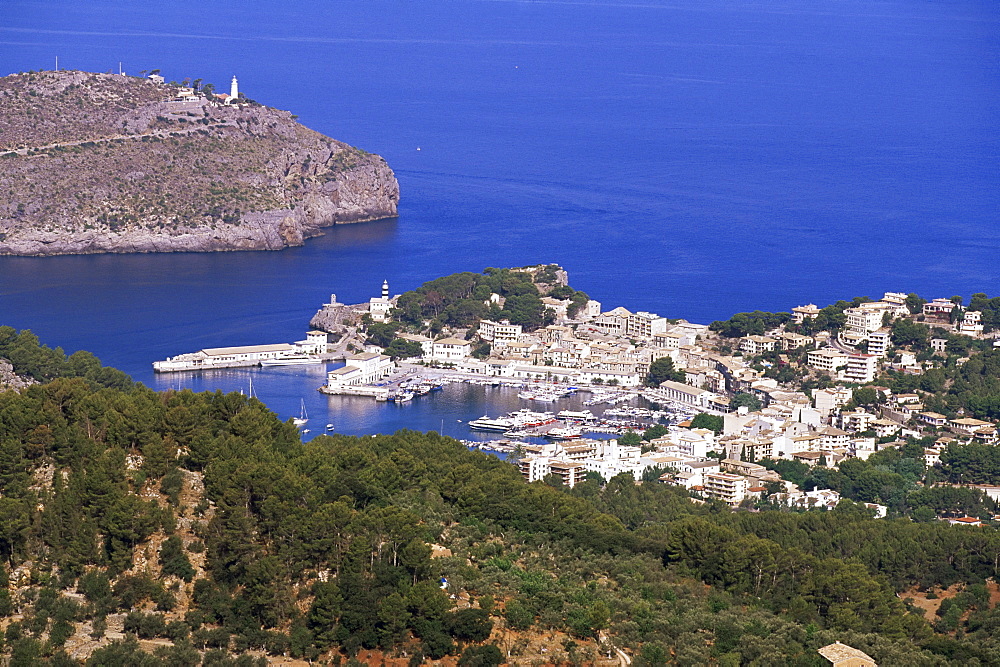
[
  {"xmin": 644, "ymin": 357, "xmax": 683, "ymax": 387},
  {"xmin": 709, "ymin": 311, "xmax": 791, "ymax": 338},
  {"xmin": 391, "ymin": 268, "xmax": 561, "ymax": 332},
  {"xmin": 0, "ymin": 329, "xmax": 999, "ymax": 664}
]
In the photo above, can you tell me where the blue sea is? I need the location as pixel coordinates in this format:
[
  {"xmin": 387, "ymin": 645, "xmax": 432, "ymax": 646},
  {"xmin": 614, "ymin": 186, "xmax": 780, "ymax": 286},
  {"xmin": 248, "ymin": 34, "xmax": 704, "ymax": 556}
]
[{"xmin": 1, "ymin": 0, "xmax": 997, "ymax": 432}]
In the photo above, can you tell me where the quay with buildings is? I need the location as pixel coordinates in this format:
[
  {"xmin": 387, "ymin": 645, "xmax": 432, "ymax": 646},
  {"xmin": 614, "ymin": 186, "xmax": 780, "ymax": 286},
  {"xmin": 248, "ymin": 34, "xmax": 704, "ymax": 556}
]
[
  {"xmin": 153, "ymin": 331, "xmax": 329, "ymax": 372},
  {"xmin": 154, "ymin": 271, "xmax": 999, "ymax": 520}
]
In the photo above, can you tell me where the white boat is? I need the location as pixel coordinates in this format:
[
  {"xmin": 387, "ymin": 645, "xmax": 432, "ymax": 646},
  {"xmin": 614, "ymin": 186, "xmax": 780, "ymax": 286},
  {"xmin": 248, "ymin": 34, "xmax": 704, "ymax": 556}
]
[
  {"xmin": 545, "ymin": 427, "xmax": 583, "ymax": 440},
  {"xmin": 260, "ymin": 355, "xmax": 324, "ymax": 367},
  {"xmin": 511, "ymin": 409, "xmax": 557, "ymax": 427},
  {"xmin": 468, "ymin": 415, "xmax": 516, "ymax": 432},
  {"xmin": 326, "ymin": 424, "xmax": 334, "ymax": 430},
  {"xmin": 557, "ymin": 409, "xmax": 596, "ymax": 421},
  {"xmin": 293, "ymin": 399, "xmax": 309, "ymax": 426}
]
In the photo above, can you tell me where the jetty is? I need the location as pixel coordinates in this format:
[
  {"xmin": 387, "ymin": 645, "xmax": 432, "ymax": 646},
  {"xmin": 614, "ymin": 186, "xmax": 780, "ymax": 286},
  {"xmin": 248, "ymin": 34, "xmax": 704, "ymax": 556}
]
[{"xmin": 152, "ymin": 332, "xmax": 329, "ymax": 373}]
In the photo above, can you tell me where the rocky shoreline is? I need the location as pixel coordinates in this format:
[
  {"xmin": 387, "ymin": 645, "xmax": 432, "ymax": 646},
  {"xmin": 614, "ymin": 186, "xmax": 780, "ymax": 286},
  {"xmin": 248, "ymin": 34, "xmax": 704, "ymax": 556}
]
[{"xmin": 0, "ymin": 70, "xmax": 399, "ymax": 256}]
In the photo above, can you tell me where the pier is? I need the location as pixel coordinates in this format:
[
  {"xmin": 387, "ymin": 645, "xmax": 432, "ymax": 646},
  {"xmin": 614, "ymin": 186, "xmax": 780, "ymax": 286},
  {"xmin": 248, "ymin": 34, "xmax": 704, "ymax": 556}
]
[
  {"xmin": 318, "ymin": 384, "xmax": 390, "ymax": 400},
  {"xmin": 153, "ymin": 332, "xmax": 329, "ymax": 373}
]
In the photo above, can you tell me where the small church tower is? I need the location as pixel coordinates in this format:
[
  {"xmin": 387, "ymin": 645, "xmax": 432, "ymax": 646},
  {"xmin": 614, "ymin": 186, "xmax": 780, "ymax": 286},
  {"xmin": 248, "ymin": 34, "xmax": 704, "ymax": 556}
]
[
  {"xmin": 229, "ymin": 75, "xmax": 239, "ymax": 100},
  {"xmin": 382, "ymin": 280, "xmax": 389, "ymax": 299}
]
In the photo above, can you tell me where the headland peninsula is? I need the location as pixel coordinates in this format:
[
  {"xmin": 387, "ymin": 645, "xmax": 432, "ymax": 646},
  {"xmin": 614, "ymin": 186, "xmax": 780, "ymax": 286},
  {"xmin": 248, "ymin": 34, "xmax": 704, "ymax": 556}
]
[{"xmin": 0, "ymin": 69, "xmax": 398, "ymax": 256}]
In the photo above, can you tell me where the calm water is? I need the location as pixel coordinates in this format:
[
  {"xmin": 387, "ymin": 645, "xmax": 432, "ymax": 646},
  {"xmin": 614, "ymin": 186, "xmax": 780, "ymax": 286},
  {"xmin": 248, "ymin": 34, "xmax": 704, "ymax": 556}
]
[{"xmin": 1, "ymin": 0, "xmax": 997, "ymax": 430}]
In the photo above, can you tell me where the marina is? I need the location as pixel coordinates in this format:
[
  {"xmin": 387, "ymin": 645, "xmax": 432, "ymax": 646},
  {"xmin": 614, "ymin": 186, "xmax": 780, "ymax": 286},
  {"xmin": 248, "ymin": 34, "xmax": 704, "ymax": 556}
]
[{"xmin": 145, "ymin": 360, "xmax": 700, "ymax": 447}]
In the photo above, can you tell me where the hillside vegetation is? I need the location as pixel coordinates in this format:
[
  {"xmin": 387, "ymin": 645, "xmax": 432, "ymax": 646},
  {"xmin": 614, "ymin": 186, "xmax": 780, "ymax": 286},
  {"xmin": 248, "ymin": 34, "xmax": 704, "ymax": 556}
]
[
  {"xmin": 0, "ymin": 328, "xmax": 998, "ymax": 664},
  {"xmin": 0, "ymin": 70, "xmax": 398, "ymax": 256}
]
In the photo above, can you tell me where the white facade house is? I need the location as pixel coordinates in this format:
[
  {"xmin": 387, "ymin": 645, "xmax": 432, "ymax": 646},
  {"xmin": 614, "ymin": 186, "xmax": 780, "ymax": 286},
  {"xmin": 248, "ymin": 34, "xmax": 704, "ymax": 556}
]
[
  {"xmin": 867, "ymin": 330, "xmax": 891, "ymax": 357},
  {"xmin": 324, "ymin": 353, "xmax": 395, "ymax": 390},
  {"xmin": 959, "ymin": 310, "xmax": 984, "ymax": 338},
  {"xmin": 648, "ymin": 430, "xmax": 716, "ymax": 460},
  {"xmin": 703, "ymin": 472, "xmax": 750, "ymax": 506},
  {"xmin": 626, "ymin": 311, "xmax": 669, "ymax": 338},
  {"xmin": 295, "ymin": 331, "xmax": 329, "ymax": 355},
  {"xmin": 923, "ymin": 298, "xmax": 957, "ymax": 320},
  {"xmin": 792, "ymin": 304, "xmax": 820, "ymax": 323},
  {"xmin": 478, "ymin": 319, "xmax": 523, "ymax": 346},
  {"xmin": 430, "ymin": 337, "xmax": 473, "ymax": 362},
  {"xmin": 808, "ymin": 348, "xmax": 849, "ymax": 374},
  {"xmin": 518, "ymin": 457, "xmax": 586, "ymax": 487},
  {"xmin": 842, "ymin": 302, "xmax": 894, "ymax": 346},
  {"xmin": 653, "ymin": 328, "xmax": 694, "ymax": 349},
  {"xmin": 740, "ymin": 335, "xmax": 777, "ymax": 355},
  {"xmin": 593, "ymin": 308, "xmax": 631, "ymax": 335},
  {"xmin": 841, "ymin": 354, "xmax": 878, "ymax": 384}
]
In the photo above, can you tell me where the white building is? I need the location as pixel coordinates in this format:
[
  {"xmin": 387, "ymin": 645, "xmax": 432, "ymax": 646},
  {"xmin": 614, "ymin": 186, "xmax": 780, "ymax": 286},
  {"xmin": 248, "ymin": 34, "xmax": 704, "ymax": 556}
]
[
  {"xmin": 430, "ymin": 337, "xmax": 473, "ymax": 362},
  {"xmin": 923, "ymin": 298, "xmax": 956, "ymax": 321},
  {"xmin": 842, "ymin": 302, "xmax": 894, "ymax": 346},
  {"xmin": 867, "ymin": 330, "xmax": 891, "ymax": 357},
  {"xmin": 582, "ymin": 299, "xmax": 602, "ymax": 319},
  {"xmin": 593, "ymin": 307, "xmax": 631, "ymax": 335},
  {"xmin": 518, "ymin": 457, "xmax": 587, "ymax": 487},
  {"xmin": 808, "ymin": 348, "xmax": 849, "ymax": 374},
  {"xmin": 792, "ymin": 304, "xmax": 820, "ymax": 324},
  {"xmin": 654, "ymin": 380, "xmax": 718, "ymax": 409},
  {"xmin": 368, "ymin": 280, "xmax": 393, "ymax": 322},
  {"xmin": 653, "ymin": 328, "xmax": 695, "ymax": 350},
  {"xmin": 778, "ymin": 489, "xmax": 841, "ymax": 511},
  {"xmin": 324, "ymin": 352, "xmax": 395, "ymax": 389},
  {"xmin": 626, "ymin": 311, "xmax": 669, "ymax": 338},
  {"xmin": 841, "ymin": 354, "xmax": 878, "ymax": 384},
  {"xmin": 959, "ymin": 310, "xmax": 984, "ymax": 338},
  {"xmin": 740, "ymin": 335, "xmax": 777, "ymax": 355},
  {"xmin": 703, "ymin": 472, "xmax": 750, "ymax": 506},
  {"xmin": 648, "ymin": 429, "xmax": 716, "ymax": 459},
  {"xmin": 478, "ymin": 319, "xmax": 523, "ymax": 346}
]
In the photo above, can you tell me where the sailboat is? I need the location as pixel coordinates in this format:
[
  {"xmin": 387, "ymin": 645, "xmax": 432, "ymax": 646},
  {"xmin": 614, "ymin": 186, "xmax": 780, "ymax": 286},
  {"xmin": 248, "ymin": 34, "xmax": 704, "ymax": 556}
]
[{"xmin": 293, "ymin": 399, "xmax": 309, "ymax": 427}]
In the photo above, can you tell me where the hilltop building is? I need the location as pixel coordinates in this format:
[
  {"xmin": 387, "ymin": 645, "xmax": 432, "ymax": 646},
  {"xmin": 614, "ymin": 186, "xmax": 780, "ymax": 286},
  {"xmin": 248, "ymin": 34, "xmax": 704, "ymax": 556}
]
[{"xmin": 369, "ymin": 280, "xmax": 393, "ymax": 322}]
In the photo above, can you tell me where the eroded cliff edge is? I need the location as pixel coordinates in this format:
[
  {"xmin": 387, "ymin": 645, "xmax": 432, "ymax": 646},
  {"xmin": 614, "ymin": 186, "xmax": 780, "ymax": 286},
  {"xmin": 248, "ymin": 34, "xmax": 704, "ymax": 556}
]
[{"xmin": 0, "ymin": 70, "xmax": 399, "ymax": 255}]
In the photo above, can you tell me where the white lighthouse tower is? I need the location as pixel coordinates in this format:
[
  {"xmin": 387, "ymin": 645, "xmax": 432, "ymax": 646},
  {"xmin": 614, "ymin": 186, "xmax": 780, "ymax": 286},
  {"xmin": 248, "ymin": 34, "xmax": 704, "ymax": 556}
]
[{"xmin": 229, "ymin": 75, "xmax": 239, "ymax": 102}]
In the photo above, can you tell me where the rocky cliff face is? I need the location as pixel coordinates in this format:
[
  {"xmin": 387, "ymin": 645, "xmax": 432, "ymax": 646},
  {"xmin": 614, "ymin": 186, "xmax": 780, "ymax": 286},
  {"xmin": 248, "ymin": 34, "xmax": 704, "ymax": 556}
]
[
  {"xmin": 0, "ymin": 70, "xmax": 398, "ymax": 255},
  {"xmin": 0, "ymin": 359, "xmax": 36, "ymax": 391}
]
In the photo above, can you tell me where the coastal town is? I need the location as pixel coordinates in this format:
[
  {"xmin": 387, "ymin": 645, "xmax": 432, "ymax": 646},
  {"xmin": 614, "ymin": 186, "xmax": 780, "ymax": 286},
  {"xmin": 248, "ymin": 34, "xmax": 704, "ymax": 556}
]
[{"xmin": 153, "ymin": 265, "xmax": 1000, "ymax": 524}]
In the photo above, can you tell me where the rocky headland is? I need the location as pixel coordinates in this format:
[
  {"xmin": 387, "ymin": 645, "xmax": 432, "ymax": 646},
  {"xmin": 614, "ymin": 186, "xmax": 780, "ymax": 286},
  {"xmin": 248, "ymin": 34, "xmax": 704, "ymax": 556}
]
[{"xmin": 0, "ymin": 70, "xmax": 399, "ymax": 255}]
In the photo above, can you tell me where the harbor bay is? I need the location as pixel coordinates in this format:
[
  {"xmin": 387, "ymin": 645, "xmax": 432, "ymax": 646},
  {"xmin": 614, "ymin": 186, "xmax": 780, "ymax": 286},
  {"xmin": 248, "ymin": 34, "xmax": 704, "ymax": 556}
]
[
  {"xmin": 0, "ymin": 0, "xmax": 998, "ymax": 663},
  {"xmin": 146, "ymin": 362, "xmax": 680, "ymax": 448},
  {"xmin": 1, "ymin": 0, "xmax": 997, "ymax": 425}
]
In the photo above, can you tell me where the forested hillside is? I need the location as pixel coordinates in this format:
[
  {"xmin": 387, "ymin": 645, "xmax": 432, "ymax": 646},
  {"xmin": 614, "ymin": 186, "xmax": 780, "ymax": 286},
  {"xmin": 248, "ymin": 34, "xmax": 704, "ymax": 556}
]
[
  {"xmin": 391, "ymin": 265, "xmax": 588, "ymax": 333},
  {"xmin": 0, "ymin": 328, "xmax": 998, "ymax": 664}
]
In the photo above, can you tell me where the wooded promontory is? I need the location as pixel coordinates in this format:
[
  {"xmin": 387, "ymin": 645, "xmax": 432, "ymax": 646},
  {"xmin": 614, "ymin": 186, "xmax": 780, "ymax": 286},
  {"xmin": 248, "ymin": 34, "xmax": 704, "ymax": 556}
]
[{"xmin": 0, "ymin": 70, "xmax": 399, "ymax": 256}]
